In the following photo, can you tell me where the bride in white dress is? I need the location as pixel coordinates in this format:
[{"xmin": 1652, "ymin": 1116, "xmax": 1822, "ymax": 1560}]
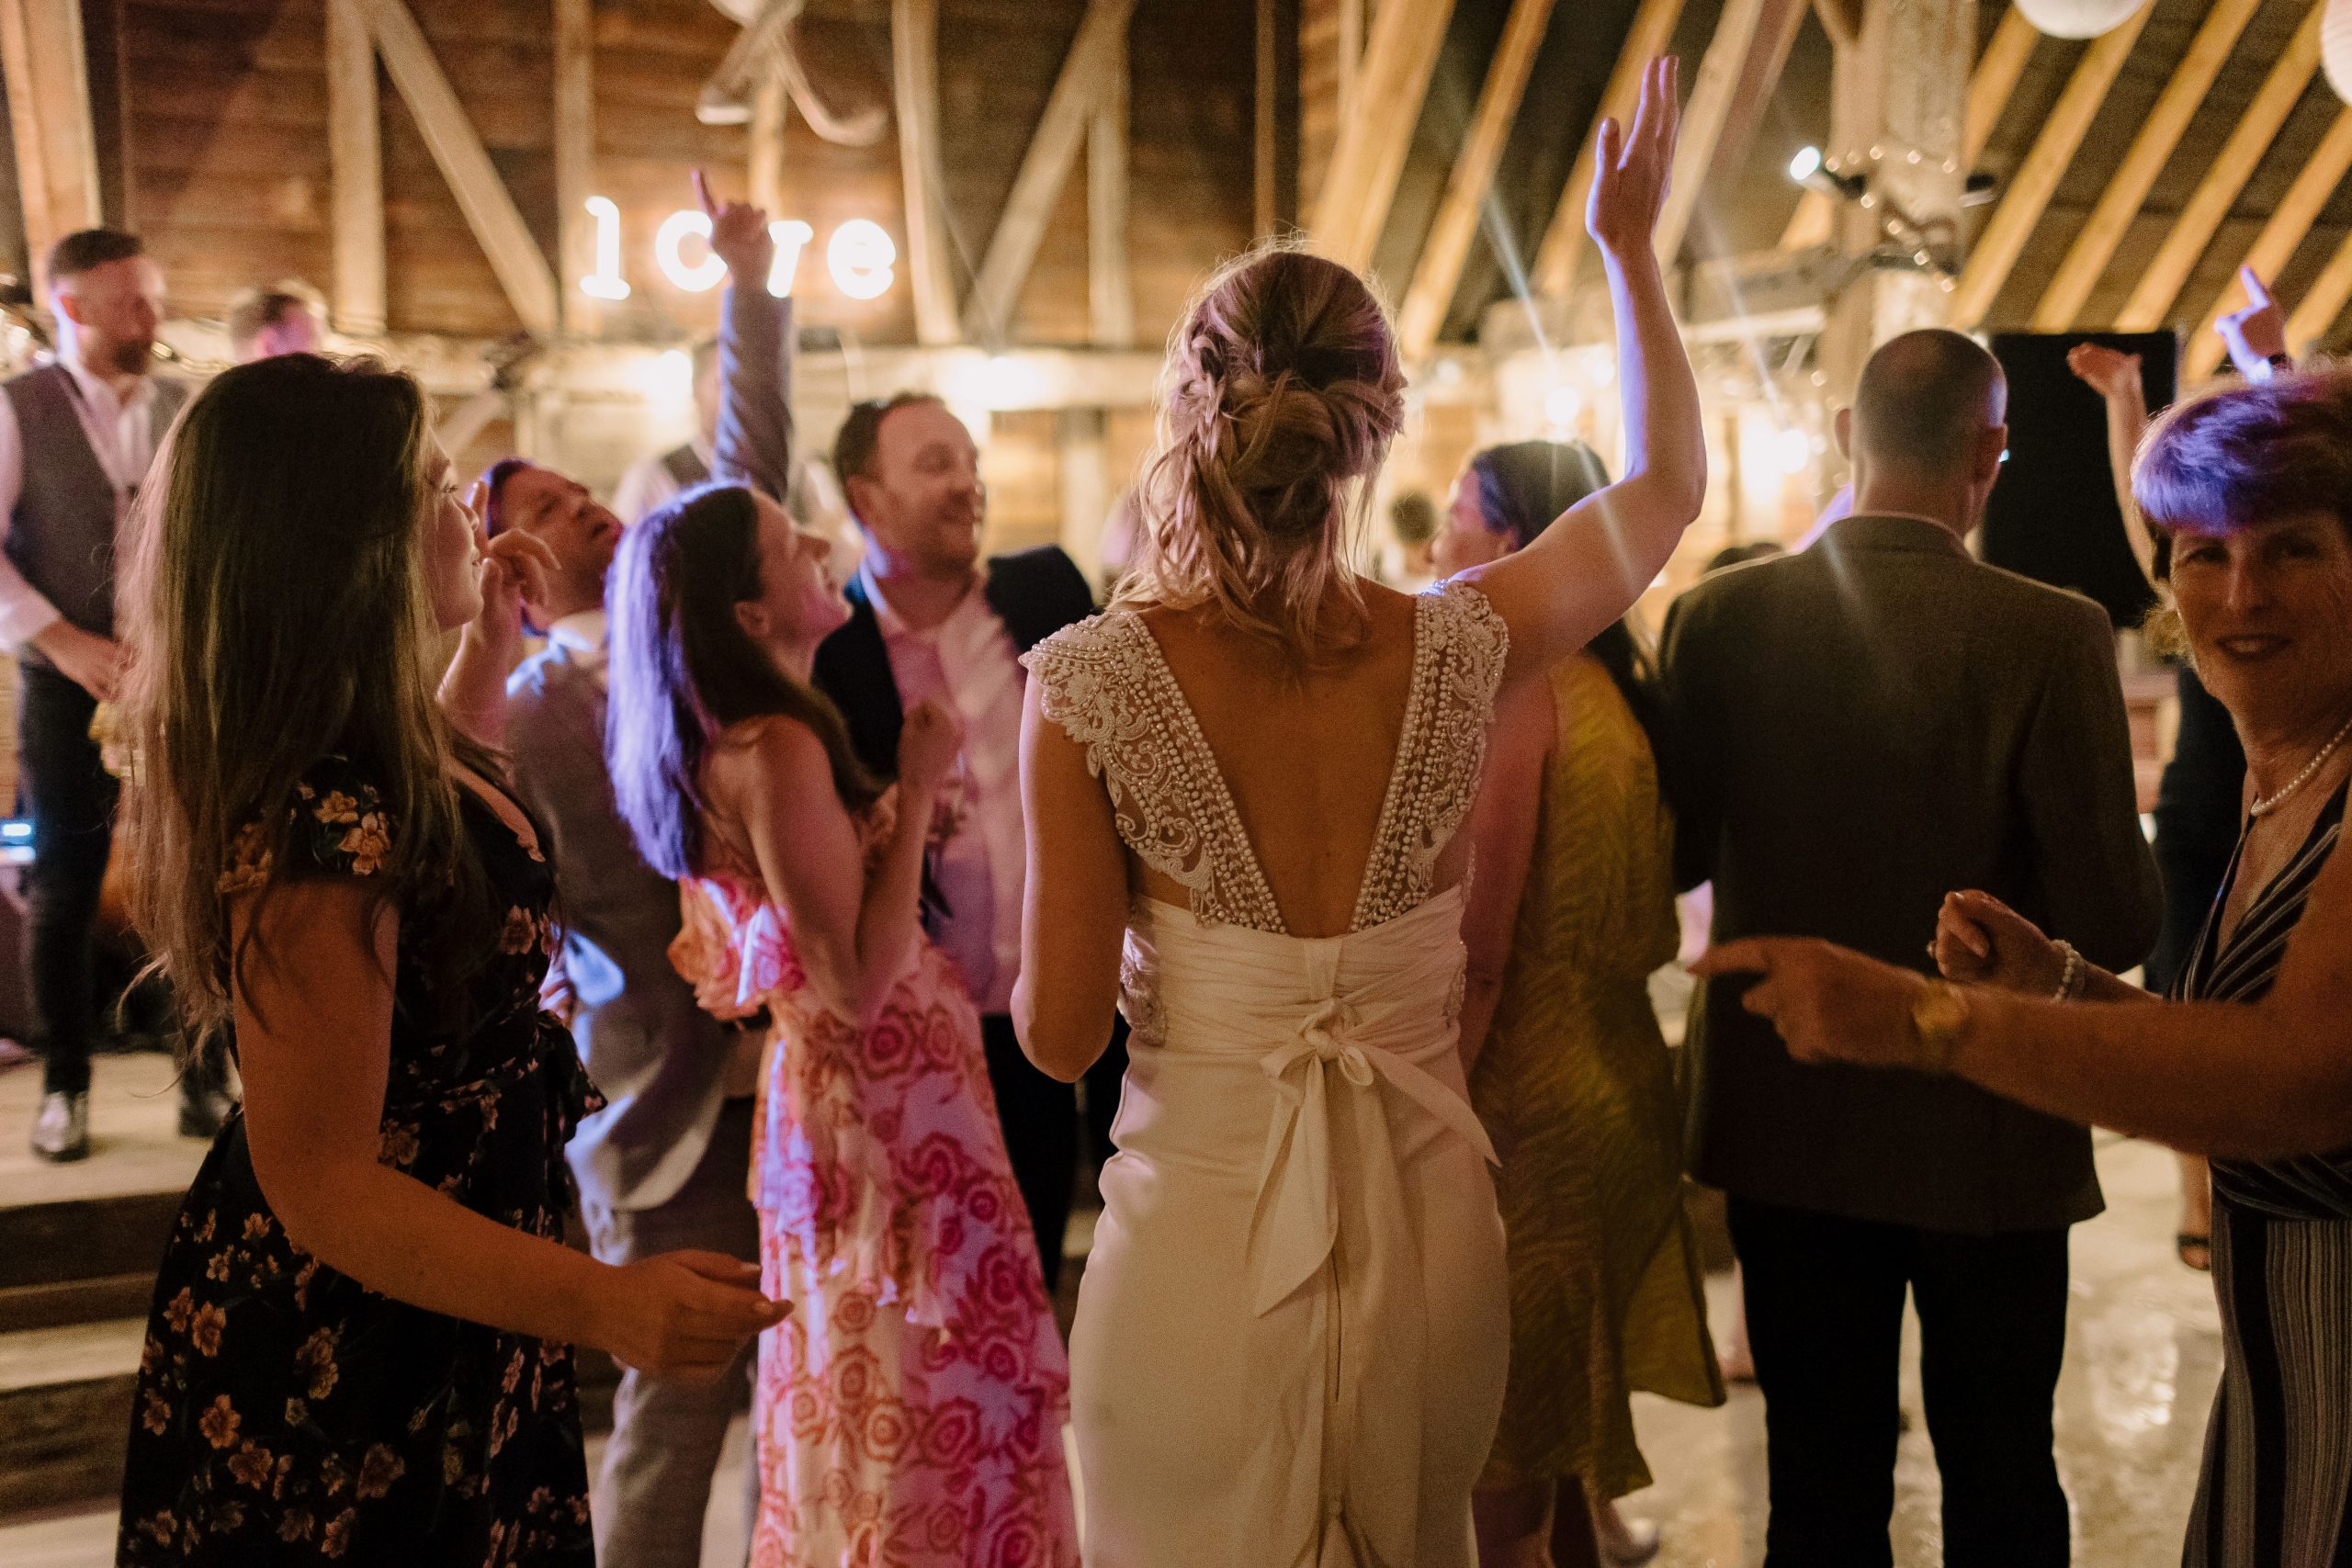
[{"xmin": 1013, "ymin": 59, "xmax": 1697, "ymax": 1568}]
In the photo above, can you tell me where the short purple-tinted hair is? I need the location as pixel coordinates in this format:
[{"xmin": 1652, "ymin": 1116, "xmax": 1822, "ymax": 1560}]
[
  {"xmin": 478, "ymin": 456, "xmax": 536, "ymax": 537},
  {"xmin": 2135, "ymin": 371, "xmax": 2352, "ymax": 577}
]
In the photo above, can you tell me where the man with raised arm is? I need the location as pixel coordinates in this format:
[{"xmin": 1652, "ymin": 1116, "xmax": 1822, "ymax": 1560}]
[{"xmin": 497, "ymin": 175, "xmax": 786, "ymax": 1568}]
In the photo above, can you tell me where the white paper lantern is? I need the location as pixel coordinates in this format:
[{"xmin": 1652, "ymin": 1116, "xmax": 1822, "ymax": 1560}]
[
  {"xmin": 2325, "ymin": 0, "xmax": 2352, "ymax": 105},
  {"xmin": 2016, "ymin": 0, "xmax": 2144, "ymax": 39}
]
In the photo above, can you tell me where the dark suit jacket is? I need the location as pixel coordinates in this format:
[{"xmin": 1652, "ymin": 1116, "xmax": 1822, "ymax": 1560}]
[
  {"xmin": 811, "ymin": 546, "xmax": 1098, "ymax": 783},
  {"xmin": 1657, "ymin": 514, "xmax": 2162, "ymax": 1234}
]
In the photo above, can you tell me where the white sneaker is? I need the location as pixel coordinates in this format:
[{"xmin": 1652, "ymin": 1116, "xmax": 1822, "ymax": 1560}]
[{"xmin": 31, "ymin": 1089, "xmax": 89, "ymax": 1161}]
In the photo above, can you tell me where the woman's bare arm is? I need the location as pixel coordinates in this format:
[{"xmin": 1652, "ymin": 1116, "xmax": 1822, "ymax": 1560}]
[
  {"xmin": 236, "ymin": 881, "xmax": 779, "ymax": 1373},
  {"xmin": 1464, "ymin": 60, "xmax": 1704, "ymax": 676},
  {"xmin": 1013, "ymin": 682, "xmax": 1129, "ymax": 1082},
  {"xmin": 720, "ymin": 719, "xmax": 932, "ymax": 1027},
  {"xmin": 1456, "ymin": 678, "xmax": 1549, "ymax": 1071}
]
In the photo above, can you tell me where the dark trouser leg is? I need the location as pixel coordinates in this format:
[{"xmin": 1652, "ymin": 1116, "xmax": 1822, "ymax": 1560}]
[
  {"xmin": 18, "ymin": 665, "xmax": 117, "ymax": 1098},
  {"xmin": 1912, "ymin": 1224, "xmax": 2073, "ymax": 1568},
  {"xmin": 978, "ymin": 1012, "xmax": 1077, "ymax": 1292},
  {"xmin": 1728, "ymin": 1195, "xmax": 1910, "ymax": 1568},
  {"xmin": 581, "ymin": 1099, "xmax": 761, "ymax": 1568}
]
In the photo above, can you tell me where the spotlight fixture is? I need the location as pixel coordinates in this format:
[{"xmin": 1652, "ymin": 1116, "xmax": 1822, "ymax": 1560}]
[
  {"xmin": 1962, "ymin": 170, "xmax": 1998, "ymax": 207},
  {"xmin": 1787, "ymin": 145, "xmax": 1868, "ymax": 202}
]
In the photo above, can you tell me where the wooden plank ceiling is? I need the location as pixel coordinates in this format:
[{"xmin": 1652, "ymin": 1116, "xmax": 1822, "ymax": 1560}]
[{"xmin": 1375, "ymin": 0, "xmax": 2352, "ymax": 367}]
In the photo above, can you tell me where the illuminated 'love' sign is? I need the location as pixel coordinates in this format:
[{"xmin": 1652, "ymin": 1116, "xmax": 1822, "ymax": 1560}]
[{"xmin": 578, "ymin": 201, "xmax": 898, "ymax": 302}]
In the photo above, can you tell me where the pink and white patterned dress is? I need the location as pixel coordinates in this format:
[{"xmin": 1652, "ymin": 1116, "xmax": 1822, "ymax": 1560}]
[{"xmin": 671, "ymin": 797, "xmax": 1079, "ymax": 1568}]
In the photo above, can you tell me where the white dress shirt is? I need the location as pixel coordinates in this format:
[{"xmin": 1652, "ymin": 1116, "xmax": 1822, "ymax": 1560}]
[
  {"xmin": 858, "ymin": 558, "xmax": 1028, "ymax": 1015},
  {"xmin": 0, "ymin": 357, "xmax": 162, "ymax": 648}
]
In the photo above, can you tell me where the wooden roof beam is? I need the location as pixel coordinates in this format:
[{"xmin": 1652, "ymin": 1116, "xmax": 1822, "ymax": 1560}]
[
  {"xmin": 353, "ymin": 0, "xmax": 561, "ymax": 337},
  {"xmin": 325, "ymin": 0, "xmax": 387, "ymax": 335},
  {"xmin": 1395, "ymin": 0, "xmax": 1559, "ymax": 362},
  {"xmin": 963, "ymin": 0, "xmax": 1138, "ymax": 344},
  {"xmin": 2284, "ymin": 224, "xmax": 2352, "ymax": 355},
  {"xmin": 1652, "ymin": 0, "xmax": 1771, "ymax": 266},
  {"xmin": 2116, "ymin": 0, "xmax": 2324, "ymax": 333},
  {"xmin": 891, "ymin": 0, "xmax": 959, "ymax": 345},
  {"xmin": 1947, "ymin": 2, "xmax": 2154, "ymax": 330},
  {"xmin": 1309, "ymin": 0, "xmax": 1456, "ymax": 272},
  {"xmin": 0, "ymin": 0, "xmax": 104, "ymax": 292},
  {"xmin": 555, "ymin": 0, "xmax": 598, "ymax": 335},
  {"xmin": 2032, "ymin": 0, "xmax": 2261, "ymax": 331},
  {"xmin": 2182, "ymin": 105, "xmax": 2352, "ymax": 380},
  {"xmin": 1530, "ymin": 0, "xmax": 1688, "ymax": 299},
  {"xmin": 1962, "ymin": 6, "xmax": 2039, "ymax": 168},
  {"xmin": 1087, "ymin": 26, "xmax": 1133, "ymax": 348}
]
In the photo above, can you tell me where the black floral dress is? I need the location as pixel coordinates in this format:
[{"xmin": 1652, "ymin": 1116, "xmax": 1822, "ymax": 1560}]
[{"xmin": 117, "ymin": 760, "xmax": 602, "ymax": 1566}]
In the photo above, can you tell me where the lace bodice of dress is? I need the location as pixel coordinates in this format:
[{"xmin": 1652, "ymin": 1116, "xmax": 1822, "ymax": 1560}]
[{"xmin": 1023, "ymin": 578, "xmax": 1510, "ymax": 935}]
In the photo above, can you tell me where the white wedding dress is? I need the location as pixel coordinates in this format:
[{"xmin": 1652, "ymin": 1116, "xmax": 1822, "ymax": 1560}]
[{"xmin": 1024, "ymin": 579, "xmax": 1513, "ymax": 1568}]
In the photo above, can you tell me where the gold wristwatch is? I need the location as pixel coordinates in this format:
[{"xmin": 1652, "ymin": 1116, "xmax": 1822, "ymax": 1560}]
[{"xmin": 1908, "ymin": 979, "xmax": 1971, "ymax": 1073}]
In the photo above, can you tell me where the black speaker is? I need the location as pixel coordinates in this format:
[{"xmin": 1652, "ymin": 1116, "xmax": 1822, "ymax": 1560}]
[{"xmin": 1981, "ymin": 331, "xmax": 2176, "ymax": 627}]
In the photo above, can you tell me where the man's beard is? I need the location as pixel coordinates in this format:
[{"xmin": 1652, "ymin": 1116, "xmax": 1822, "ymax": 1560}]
[{"xmin": 107, "ymin": 339, "xmax": 153, "ymax": 377}]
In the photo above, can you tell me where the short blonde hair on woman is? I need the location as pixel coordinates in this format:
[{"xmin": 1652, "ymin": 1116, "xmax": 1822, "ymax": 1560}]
[{"xmin": 1117, "ymin": 242, "xmax": 1407, "ymax": 663}]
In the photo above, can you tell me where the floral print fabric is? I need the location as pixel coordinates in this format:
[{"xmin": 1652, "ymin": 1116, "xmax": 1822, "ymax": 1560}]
[
  {"xmin": 119, "ymin": 758, "xmax": 601, "ymax": 1565},
  {"xmin": 672, "ymin": 865, "xmax": 1079, "ymax": 1568}
]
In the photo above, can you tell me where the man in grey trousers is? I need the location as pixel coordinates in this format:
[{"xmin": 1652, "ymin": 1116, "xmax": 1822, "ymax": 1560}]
[
  {"xmin": 500, "ymin": 187, "xmax": 788, "ymax": 1567},
  {"xmin": 1657, "ymin": 330, "xmax": 2162, "ymax": 1568}
]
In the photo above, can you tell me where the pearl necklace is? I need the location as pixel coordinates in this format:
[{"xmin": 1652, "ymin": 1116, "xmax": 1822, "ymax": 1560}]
[{"xmin": 2248, "ymin": 709, "xmax": 2352, "ymax": 818}]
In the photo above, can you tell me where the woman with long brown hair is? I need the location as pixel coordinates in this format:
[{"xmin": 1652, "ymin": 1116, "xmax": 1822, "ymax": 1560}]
[
  {"xmin": 114, "ymin": 353, "xmax": 780, "ymax": 1563},
  {"xmin": 605, "ymin": 482, "xmax": 1079, "ymax": 1567},
  {"xmin": 1013, "ymin": 58, "xmax": 1702, "ymax": 1568}
]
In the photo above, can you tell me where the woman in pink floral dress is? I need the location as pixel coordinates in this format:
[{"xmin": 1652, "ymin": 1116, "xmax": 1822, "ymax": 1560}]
[{"xmin": 605, "ymin": 480, "xmax": 1079, "ymax": 1568}]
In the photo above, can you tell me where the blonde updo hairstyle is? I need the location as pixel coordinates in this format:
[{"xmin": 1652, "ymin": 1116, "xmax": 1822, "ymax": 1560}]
[{"xmin": 1118, "ymin": 243, "xmax": 1407, "ymax": 661}]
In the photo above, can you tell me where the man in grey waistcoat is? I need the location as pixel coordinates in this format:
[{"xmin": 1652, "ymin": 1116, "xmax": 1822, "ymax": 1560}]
[
  {"xmin": 500, "ymin": 184, "xmax": 786, "ymax": 1568},
  {"xmin": 4, "ymin": 231, "xmax": 199, "ymax": 1162},
  {"xmin": 1657, "ymin": 330, "xmax": 2162, "ymax": 1568}
]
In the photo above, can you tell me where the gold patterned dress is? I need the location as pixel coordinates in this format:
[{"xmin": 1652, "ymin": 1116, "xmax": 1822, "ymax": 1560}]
[{"xmin": 1469, "ymin": 653, "xmax": 1724, "ymax": 1498}]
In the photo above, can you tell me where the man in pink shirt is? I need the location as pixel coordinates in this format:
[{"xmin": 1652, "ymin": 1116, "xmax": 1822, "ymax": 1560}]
[{"xmin": 812, "ymin": 394, "xmax": 1113, "ymax": 1290}]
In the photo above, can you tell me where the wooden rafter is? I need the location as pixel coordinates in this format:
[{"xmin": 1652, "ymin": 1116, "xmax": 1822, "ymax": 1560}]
[
  {"xmin": 324, "ymin": 0, "xmax": 387, "ymax": 334},
  {"xmin": 1653, "ymin": 0, "xmax": 1769, "ymax": 265},
  {"xmin": 1811, "ymin": 0, "xmax": 1857, "ymax": 51},
  {"xmin": 2031, "ymin": 0, "xmax": 2260, "ymax": 331},
  {"xmin": 1700, "ymin": 0, "xmax": 1809, "ymax": 224},
  {"xmin": 1395, "ymin": 0, "xmax": 1558, "ymax": 361},
  {"xmin": 554, "ymin": 0, "xmax": 597, "ymax": 333},
  {"xmin": 2117, "ymin": 0, "xmax": 2324, "ymax": 332},
  {"xmin": 750, "ymin": 70, "xmax": 788, "ymax": 215},
  {"xmin": 2285, "ymin": 224, "xmax": 2352, "ymax": 355},
  {"xmin": 1947, "ymin": 2, "xmax": 2153, "ymax": 330},
  {"xmin": 351, "ymin": 0, "xmax": 560, "ymax": 336},
  {"xmin": 1309, "ymin": 0, "xmax": 1455, "ymax": 272},
  {"xmin": 891, "ymin": 0, "xmax": 959, "ymax": 344},
  {"xmin": 1088, "ymin": 26, "xmax": 1133, "ymax": 348},
  {"xmin": 0, "ymin": 0, "xmax": 103, "ymax": 290},
  {"xmin": 1530, "ymin": 0, "xmax": 1686, "ymax": 299},
  {"xmin": 964, "ymin": 0, "xmax": 1138, "ymax": 344},
  {"xmin": 1254, "ymin": 0, "xmax": 1276, "ymax": 237},
  {"xmin": 1962, "ymin": 6, "xmax": 2038, "ymax": 168},
  {"xmin": 2182, "ymin": 106, "xmax": 2352, "ymax": 381}
]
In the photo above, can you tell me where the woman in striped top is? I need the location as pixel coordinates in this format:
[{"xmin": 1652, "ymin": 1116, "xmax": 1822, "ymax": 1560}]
[{"xmin": 1692, "ymin": 369, "xmax": 2352, "ymax": 1567}]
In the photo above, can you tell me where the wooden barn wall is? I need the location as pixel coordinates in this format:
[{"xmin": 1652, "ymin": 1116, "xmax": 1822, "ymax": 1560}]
[{"xmin": 117, "ymin": 0, "xmax": 1256, "ymax": 350}]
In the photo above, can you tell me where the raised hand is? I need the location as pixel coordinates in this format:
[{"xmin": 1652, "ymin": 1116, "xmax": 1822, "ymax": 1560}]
[
  {"xmin": 695, "ymin": 167, "xmax": 774, "ymax": 285},
  {"xmin": 1587, "ymin": 56, "xmax": 1680, "ymax": 261},
  {"xmin": 1933, "ymin": 889, "xmax": 2065, "ymax": 996},
  {"xmin": 2217, "ymin": 265, "xmax": 2288, "ymax": 379},
  {"xmin": 467, "ymin": 479, "xmax": 557, "ymax": 649},
  {"xmin": 2067, "ymin": 343, "xmax": 2143, "ymax": 408}
]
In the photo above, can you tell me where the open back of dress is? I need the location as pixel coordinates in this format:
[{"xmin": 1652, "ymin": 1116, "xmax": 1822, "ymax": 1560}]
[{"xmin": 1023, "ymin": 578, "xmax": 1512, "ymax": 1568}]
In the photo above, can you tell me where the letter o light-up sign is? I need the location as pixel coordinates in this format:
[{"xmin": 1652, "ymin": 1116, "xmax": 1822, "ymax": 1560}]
[{"xmin": 587, "ymin": 199, "xmax": 897, "ymax": 301}]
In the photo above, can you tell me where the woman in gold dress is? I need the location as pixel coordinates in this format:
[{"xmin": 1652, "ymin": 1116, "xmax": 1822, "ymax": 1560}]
[{"xmin": 1442, "ymin": 440, "xmax": 1724, "ymax": 1568}]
